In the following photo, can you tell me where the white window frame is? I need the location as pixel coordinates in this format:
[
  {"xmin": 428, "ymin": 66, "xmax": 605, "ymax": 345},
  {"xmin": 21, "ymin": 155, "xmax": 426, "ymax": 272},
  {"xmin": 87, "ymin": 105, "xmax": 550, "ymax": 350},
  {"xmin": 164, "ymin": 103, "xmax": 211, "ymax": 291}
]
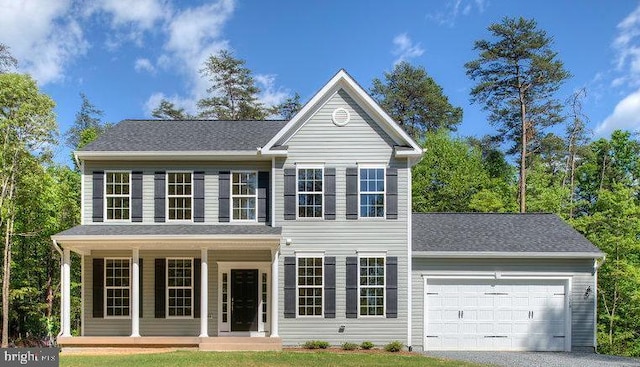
[
  {"xmin": 357, "ymin": 252, "xmax": 386, "ymax": 317},
  {"xmin": 166, "ymin": 171, "xmax": 193, "ymax": 222},
  {"xmin": 296, "ymin": 251, "xmax": 324, "ymax": 318},
  {"xmin": 358, "ymin": 165, "xmax": 386, "ymax": 219},
  {"xmin": 104, "ymin": 257, "xmax": 131, "ymax": 319},
  {"xmin": 166, "ymin": 257, "xmax": 194, "ymax": 319},
  {"xmin": 296, "ymin": 165, "xmax": 324, "ymax": 219},
  {"xmin": 104, "ymin": 171, "xmax": 132, "ymax": 222},
  {"xmin": 230, "ymin": 171, "xmax": 258, "ymax": 222}
]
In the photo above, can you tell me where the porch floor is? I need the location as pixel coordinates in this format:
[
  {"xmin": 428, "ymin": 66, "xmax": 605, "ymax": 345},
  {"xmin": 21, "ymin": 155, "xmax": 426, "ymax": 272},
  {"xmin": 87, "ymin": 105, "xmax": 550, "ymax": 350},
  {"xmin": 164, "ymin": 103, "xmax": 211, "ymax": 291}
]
[{"xmin": 57, "ymin": 336, "xmax": 282, "ymax": 351}]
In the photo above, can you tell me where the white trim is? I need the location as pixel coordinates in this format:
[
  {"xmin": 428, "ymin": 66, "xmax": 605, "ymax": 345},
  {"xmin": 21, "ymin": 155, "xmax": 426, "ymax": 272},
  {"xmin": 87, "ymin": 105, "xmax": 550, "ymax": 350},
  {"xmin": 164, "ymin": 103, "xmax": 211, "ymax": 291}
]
[
  {"xmin": 413, "ymin": 251, "xmax": 605, "ymax": 259},
  {"xmin": 271, "ymin": 158, "xmax": 276, "ymax": 228},
  {"xmin": 76, "ymin": 151, "xmax": 271, "ymax": 161},
  {"xmin": 270, "ymin": 250, "xmax": 279, "ymax": 337},
  {"xmin": 261, "ymin": 70, "xmax": 423, "ymax": 157},
  {"xmin": 296, "ymin": 165, "xmax": 324, "ymax": 219},
  {"xmin": 593, "ymin": 259, "xmax": 599, "ymax": 351},
  {"xmin": 131, "ymin": 250, "xmax": 140, "ymax": 337},
  {"xmin": 357, "ymin": 165, "xmax": 386, "ymax": 220},
  {"xmin": 230, "ymin": 171, "xmax": 258, "ymax": 223},
  {"xmin": 331, "ymin": 107, "xmax": 351, "ymax": 126},
  {"xmin": 53, "ymin": 234, "xmax": 282, "ymax": 242},
  {"xmin": 199, "ymin": 248, "xmax": 208, "ymax": 337},
  {"xmin": 62, "ymin": 248, "xmax": 71, "ymax": 337},
  {"xmin": 104, "ymin": 257, "xmax": 132, "ymax": 320},
  {"xmin": 166, "ymin": 171, "xmax": 194, "ymax": 223},
  {"xmin": 357, "ymin": 254, "xmax": 386, "ymax": 318},
  {"xmin": 104, "ymin": 170, "xmax": 132, "ymax": 223},
  {"xmin": 80, "ymin": 162, "xmax": 85, "ymax": 224},
  {"xmin": 80, "ymin": 253, "xmax": 85, "ymax": 336},
  {"xmin": 422, "ymin": 273, "xmax": 573, "ymax": 352},
  {"xmin": 166, "ymin": 257, "xmax": 194, "ymax": 319},
  {"xmin": 406, "ymin": 160, "xmax": 412, "ymax": 349},
  {"xmin": 295, "ymin": 254, "xmax": 325, "ymax": 318}
]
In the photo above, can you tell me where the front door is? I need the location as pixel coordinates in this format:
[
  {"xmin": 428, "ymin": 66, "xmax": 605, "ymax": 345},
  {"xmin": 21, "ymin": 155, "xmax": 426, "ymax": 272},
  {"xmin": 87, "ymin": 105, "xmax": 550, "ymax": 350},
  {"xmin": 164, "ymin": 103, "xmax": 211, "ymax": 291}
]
[{"xmin": 231, "ymin": 269, "xmax": 259, "ymax": 332}]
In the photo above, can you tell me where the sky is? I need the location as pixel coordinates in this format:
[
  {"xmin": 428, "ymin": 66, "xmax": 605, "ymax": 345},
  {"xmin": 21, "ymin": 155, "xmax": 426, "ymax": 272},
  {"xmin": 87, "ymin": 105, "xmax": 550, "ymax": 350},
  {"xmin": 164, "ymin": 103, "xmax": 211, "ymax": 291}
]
[{"xmin": 1, "ymin": 0, "xmax": 640, "ymax": 165}]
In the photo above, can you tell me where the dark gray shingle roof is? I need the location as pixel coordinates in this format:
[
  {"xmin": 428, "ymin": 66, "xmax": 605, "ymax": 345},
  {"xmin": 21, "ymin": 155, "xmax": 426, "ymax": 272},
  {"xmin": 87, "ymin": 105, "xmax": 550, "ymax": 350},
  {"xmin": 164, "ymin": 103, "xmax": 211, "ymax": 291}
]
[
  {"xmin": 412, "ymin": 213, "xmax": 602, "ymax": 254},
  {"xmin": 81, "ymin": 120, "xmax": 287, "ymax": 152},
  {"xmin": 54, "ymin": 224, "xmax": 281, "ymax": 237}
]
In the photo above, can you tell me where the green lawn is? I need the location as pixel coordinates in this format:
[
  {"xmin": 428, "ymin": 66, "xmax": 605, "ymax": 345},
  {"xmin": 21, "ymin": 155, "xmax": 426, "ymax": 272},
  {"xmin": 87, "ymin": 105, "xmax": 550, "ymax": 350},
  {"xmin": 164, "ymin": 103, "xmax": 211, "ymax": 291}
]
[{"xmin": 61, "ymin": 350, "xmax": 485, "ymax": 367}]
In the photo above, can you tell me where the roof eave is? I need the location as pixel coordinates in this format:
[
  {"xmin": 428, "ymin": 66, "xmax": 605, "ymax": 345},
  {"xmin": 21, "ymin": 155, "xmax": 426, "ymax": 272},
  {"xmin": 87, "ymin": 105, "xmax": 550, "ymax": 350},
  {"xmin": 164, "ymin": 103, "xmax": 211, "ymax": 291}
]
[
  {"xmin": 51, "ymin": 234, "xmax": 283, "ymax": 242},
  {"xmin": 75, "ymin": 150, "xmax": 270, "ymax": 161},
  {"xmin": 412, "ymin": 251, "xmax": 605, "ymax": 259}
]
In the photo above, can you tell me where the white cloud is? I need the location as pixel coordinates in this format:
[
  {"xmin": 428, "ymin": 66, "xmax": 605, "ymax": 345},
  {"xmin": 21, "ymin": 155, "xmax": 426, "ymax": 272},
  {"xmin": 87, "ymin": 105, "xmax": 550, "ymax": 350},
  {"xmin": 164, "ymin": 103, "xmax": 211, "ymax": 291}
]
[
  {"xmin": 0, "ymin": 0, "xmax": 88, "ymax": 84},
  {"xmin": 612, "ymin": 3, "xmax": 640, "ymax": 86},
  {"xmin": 134, "ymin": 58, "xmax": 156, "ymax": 74},
  {"xmin": 255, "ymin": 74, "xmax": 289, "ymax": 116},
  {"xmin": 143, "ymin": 92, "xmax": 197, "ymax": 118},
  {"xmin": 427, "ymin": 0, "xmax": 487, "ymax": 26},
  {"xmin": 596, "ymin": 87, "xmax": 640, "ymax": 135},
  {"xmin": 392, "ymin": 33, "xmax": 424, "ymax": 65},
  {"xmin": 94, "ymin": 0, "xmax": 168, "ymax": 29}
]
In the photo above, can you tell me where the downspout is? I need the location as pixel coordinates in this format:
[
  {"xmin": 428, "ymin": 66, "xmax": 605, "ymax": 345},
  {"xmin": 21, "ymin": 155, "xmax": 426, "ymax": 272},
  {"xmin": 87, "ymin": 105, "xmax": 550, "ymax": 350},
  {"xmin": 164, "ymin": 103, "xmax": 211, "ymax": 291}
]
[
  {"xmin": 271, "ymin": 157, "xmax": 276, "ymax": 228},
  {"xmin": 406, "ymin": 159, "xmax": 412, "ymax": 351},
  {"xmin": 52, "ymin": 239, "xmax": 64, "ymax": 338},
  {"xmin": 593, "ymin": 256, "xmax": 606, "ymax": 353}
]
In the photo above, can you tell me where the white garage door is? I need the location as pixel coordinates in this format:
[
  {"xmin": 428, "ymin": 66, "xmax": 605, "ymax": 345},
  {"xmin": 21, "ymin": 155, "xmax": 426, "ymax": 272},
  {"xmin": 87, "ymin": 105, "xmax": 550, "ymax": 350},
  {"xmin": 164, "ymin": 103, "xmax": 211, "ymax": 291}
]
[{"xmin": 425, "ymin": 279, "xmax": 568, "ymax": 351}]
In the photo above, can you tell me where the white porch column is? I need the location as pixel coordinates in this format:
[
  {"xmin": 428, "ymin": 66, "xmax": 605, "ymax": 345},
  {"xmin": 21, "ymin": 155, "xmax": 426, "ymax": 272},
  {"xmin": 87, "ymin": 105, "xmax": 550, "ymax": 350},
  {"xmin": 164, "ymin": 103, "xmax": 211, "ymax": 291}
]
[
  {"xmin": 199, "ymin": 248, "xmax": 208, "ymax": 337},
  {"xmin": 62, "ymin": 248, "xmax": 71, "ymax": 337},
  {"xmin": 131, "ymin": 248, "xmax": 140, "ymax": 337},
  {"xmin": 270, "ymin": 249, "xmax": 279, "ymax": 337}
]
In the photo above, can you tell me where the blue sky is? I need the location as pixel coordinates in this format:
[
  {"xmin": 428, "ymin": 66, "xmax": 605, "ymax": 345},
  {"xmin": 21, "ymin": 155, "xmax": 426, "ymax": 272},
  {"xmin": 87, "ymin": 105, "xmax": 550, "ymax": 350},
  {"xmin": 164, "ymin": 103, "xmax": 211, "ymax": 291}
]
[{"xmin": 1, "ymin": 0, "xmax": 639, "ymax": 164}]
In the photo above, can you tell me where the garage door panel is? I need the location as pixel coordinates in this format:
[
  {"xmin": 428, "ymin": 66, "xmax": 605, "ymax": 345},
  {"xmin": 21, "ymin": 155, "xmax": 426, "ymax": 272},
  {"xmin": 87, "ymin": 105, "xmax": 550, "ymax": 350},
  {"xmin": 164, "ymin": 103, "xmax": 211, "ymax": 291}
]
[{"xmin": 425, "ymin": 279, "xmax": 567, "ymax": 351}]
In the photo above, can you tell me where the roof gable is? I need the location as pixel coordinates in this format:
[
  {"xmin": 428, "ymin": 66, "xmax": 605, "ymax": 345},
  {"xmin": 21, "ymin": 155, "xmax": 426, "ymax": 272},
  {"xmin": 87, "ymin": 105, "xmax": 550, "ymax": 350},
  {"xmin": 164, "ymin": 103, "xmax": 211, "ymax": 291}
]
[{"xmin": 261, "ymin": 69, "xmax": 423, "ymax": 158}]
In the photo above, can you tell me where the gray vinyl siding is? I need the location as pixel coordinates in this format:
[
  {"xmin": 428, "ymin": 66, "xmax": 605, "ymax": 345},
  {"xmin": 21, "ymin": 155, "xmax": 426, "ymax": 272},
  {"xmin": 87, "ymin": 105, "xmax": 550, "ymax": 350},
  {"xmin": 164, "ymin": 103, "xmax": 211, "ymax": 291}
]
[
  {"xmin": 82, "ymin": 161, "xmax": 271, "ymax": 224},
  {"xmin": 410, "ymin": 258, "xmax": 596, "ymax": 352},
  {"xmin": 83, "ymin": 249, "xmax": 271, "ymax": 337},
  {"xmin": 274, "ymin": 89, "xmax": 410, "ymax": 346}
]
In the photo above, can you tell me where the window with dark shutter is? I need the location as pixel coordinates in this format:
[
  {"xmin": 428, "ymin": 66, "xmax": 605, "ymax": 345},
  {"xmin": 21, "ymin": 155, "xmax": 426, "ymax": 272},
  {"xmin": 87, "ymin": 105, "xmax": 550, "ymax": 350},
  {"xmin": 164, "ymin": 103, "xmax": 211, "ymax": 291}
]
[
  {"xmin": 345, "ymin": 168, "xmax": 358, "ymax": 220},
  {"xmin": 218, "ymin": 171, "xmax": 230, "ymax": 222},
  {"xmin": 386, "ymin": 168, "xmax": 398, "ymax": 220},
  {"xmin": 92, "ymin": 258, "xmax": 104, "ymax": 318},
  {"xmin": 324, "ymin": 257, "xmax": 336, "ymax": 318},
  {"xmin": 284, "ymin": 257, "xmax": 296, "ymax": 318},
  {"xmin": 194, "ymin": 259, "xmax": 201, "ymax": 318},
  {"xmin": 154, "ymin": 172, "xmax": 165, "ymax": 223},
  {"xmin": 345, "ymin": 256, "xmax": 357, "ymax": 318},
  {"xmin": 154, "ymin": 258, "xmax": 166, "ymax": 318},
  {"xmin": 257, "ymin": 171, "xmax": 270, "ymax": 223},
  {"xmin": 131, "ymin": 171, "xmax": 143, "ymax": 222},
  {"xmin": 92, "ymin": 171, "xmax": 104, "ymax": 222},
  {"xmin": 324, "ymin": 168, "xmax": 336, "ymax": 220},
  {"xmin": 386, "ymin": 257, "xmax": 398, "ymax": 318},
  {"xmin": 283, "ymin": 169, "xmax": 296, "ymax": 220},
  {"xmin": 193, "ymin": 171, "xmax": 205, "ymax": 222},
  {"xmin": 139, "ymin": 259, "xmax": 143, "ymax": 318}
]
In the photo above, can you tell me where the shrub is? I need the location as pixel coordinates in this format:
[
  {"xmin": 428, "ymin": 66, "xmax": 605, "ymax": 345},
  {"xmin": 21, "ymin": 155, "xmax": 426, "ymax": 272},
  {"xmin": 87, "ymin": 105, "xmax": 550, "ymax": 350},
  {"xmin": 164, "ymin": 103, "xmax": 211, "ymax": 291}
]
[
  {"xmin": 341, "ymin": 342, "xmax": 358, "ymax": 351},
  {"xmin": 384, "ymin": 340, "xmax": 404, "ymax": 352},
  {"xmin": 360, "ymin": 341, "xmax": 374, "ymax": 350},
  {"xmin": 303, "ymin": 340, "xmax": 330, "ymax": 349}
]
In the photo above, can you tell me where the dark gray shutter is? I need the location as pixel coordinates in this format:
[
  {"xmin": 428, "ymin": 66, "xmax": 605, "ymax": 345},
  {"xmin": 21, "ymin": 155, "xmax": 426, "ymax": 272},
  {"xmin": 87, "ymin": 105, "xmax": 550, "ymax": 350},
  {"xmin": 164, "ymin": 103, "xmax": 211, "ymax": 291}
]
[
  {"xmin": 386, "ymin": 257, "xmax": 398, "ymax": 318},
  {"xmin": 139, "ymin": 259, "xmax": 143, "ymax": 318},
  {"xmin": 154, "ymin": 258, "xmax": 166, "ymax": 318},
  {"xmin": 284, "ymin": 169, "xmax": 296, "ymax": 220},
  {"xmin": 131, "ymin": 171, "xmax": 143, "ymax": 222},
  {"xmin": 346, "ymin": 256, "xmax": 358, "ymax": 318},
  {"xmin": 92, "ymin": 171, "xmax": 104, "ymax": 222},
  {"xmin": 258, "ymin": 171, "xmax": 270, "ymax": 223},
  {"xmin": 92, "ymin": 258, "xmax": 104, "ymax": 318},
  {"xmin": 154, "ymin": 172, "xmax": 165, "ymax": 223},
  {"xmin": 193, "ymin": 259, "xmax": 201, "ymax": 318},
  {"xmin": 284, "ymin": 257, "xmax": 296, "ymax": 318},
  {"xmin": 324, "ymin": 168, "xmax": 336, "ymax": 220},
  {"xmin": 218, "ymin": 171, "xmax": 230, "ymax": 222},
  {"xmin": 386, "ymin": 168, "xmax": 398, "ymax": 220},
  {"xmin": 324, "ymin": 257, "xmax": 336, "ymax": 318},
  {"xmin": 346, "ymin": 168, "xmax": 358, "ymax": 220},
  {"xmin": 194, "ymin": 171, "xmax": 205, "ymax": 222}
]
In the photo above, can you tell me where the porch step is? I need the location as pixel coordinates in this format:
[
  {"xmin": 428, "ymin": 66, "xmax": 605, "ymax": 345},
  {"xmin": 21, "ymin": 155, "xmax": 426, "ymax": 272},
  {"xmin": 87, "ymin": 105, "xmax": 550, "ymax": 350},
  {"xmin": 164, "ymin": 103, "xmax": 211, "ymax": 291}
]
[{"xmin": 199, "ymin": 337, "xmax": 282, "ymax": 351}]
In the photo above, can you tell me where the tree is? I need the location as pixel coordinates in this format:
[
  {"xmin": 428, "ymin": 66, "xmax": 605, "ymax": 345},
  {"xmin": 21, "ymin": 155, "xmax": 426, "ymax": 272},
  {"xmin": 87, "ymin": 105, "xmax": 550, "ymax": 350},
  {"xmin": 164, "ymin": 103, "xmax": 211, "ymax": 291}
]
[
  {"xmin": 371, "ymin": 62, "xmax": 463, "ymax": 140},
  {"xmin": 65, "ymin": 93, "xmax": 105, "ymax": 150},
  {"xmin": 151, "ymin": 99, "xmax": 191, "ymax": 120},
  {"xmin": 273, "ymin": 93, "xmax": 302, "ymax": 120},
  {"xmin": 465, "ymin": 17, "xmax": 570, "ymax": 213},
  {"xmin": 0, "ymin": 43, "xmax": 17, "ymax": 73},
  {"xmin": 197, "ymin": 50, "xmax": 267, "ymax": 120},
  {"xmin": 0, "ymin": 73, "xmax": 56, "ymax": 347},
  {"xmin": 564, "ymin": 88, "xmax": 591, "ymax": 218}
]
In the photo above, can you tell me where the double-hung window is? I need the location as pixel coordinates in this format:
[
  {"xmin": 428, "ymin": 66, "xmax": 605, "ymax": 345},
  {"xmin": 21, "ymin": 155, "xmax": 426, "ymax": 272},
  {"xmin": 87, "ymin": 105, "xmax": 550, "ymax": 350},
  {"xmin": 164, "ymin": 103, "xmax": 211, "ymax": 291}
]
[
  {"xmin": 359, "ymin": 167, "xmax": 385, "ymax": 218},
  {"xmin": 167, "ymin": 258, "xmax": 193, "ymax": 317},
  {"xmin": 297, "ymin": 167, "xmax": 323, "ymax": 218},
  {"xmin": 231, "ymin": 172, "xmax": 257, "ymax": 221},
  {"xmin": 359, "ymin": 256, "xmax": 385, "ymax": 316},
  {"xmin": 167, "ymin": 172, "xmax": 192, "ymax": 221},
  {"xmin": 105, "ymin": 172, "xmax": 130, "ymax": 221},
  {"xmin": 105, "ymin": 258, "xmax": 130, "ymax": 317},
  {"xmin": 297, "ymin": 256, "xmax": 323, "ymax": 316}
]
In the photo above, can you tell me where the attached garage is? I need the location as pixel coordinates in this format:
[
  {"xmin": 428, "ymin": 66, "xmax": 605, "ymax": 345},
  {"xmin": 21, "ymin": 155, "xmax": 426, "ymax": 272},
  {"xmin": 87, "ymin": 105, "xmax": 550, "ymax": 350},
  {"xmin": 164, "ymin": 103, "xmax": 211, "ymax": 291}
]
[
  {"xmin": 411, "ymin": 213, "xmax": 604, "ymax": 352},
  {"xmin": 424, "ymin": 278, "xmax": 569, "ymax": 351}
]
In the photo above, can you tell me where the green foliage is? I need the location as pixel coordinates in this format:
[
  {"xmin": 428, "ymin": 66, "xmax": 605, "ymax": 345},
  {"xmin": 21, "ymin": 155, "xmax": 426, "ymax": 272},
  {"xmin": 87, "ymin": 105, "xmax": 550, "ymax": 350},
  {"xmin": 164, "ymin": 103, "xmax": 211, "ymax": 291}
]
[
  {"xmin": 303, "ymin": 340, "xmax": 330, "ymax": 349},
  {"xmin": 341, "ymin": 342, "xmax": 358, "ymax": 350},
  {"xmin": 65, "ymin": 93, "xmax": 104, "ymax": 150},
  {"xmin": 360, "ymin": 341, "xmax": 375, "ymax": 350},
  {"xmin": 0, "ymin": 43, "xmax": 17, "ymax": 73},
  {"xmin": 372, "ymin": 61, "xmax": 462, "ymax": 141},
  {"xmin": 197, "ymin": 50, "xmax": 267, "ymax": 120},
  {"xmin": 384, "ymin": 340, "xmax": 404, "ymax": 352},
  {"xmin": 273, "ymin": 92, "xmax": 302, "ymax": 120},
  {"xmin": 151, "ymin": 99, "xmax": 192, "ymax": 120}
]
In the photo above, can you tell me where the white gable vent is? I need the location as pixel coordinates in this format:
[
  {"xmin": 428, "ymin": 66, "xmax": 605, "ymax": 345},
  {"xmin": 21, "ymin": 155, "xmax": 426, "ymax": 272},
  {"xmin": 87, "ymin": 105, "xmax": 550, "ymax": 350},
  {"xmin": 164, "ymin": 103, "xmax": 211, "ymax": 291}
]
[{"xmin": 332, "ymin": 107, "xmax": 351, "ymax": 126}]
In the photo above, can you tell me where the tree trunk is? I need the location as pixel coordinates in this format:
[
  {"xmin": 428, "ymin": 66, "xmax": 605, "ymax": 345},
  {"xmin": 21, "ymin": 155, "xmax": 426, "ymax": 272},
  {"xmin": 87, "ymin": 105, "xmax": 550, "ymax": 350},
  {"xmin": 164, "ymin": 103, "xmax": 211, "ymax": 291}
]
[
  {"xmin": 519, "ymin": 92, "xmax": 527, "ymax": 213},
  {"xmin": 2, "ymin": 212, "xmax": 14, "ymax": 347}
]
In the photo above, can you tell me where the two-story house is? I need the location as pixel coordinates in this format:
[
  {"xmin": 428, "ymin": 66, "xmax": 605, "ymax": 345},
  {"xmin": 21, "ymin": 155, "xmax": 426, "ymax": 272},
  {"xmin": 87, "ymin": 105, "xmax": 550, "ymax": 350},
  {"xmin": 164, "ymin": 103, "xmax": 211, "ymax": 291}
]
[{"xmin": 52, "ymin": 70, "xmax": 603, "ymax": 352}]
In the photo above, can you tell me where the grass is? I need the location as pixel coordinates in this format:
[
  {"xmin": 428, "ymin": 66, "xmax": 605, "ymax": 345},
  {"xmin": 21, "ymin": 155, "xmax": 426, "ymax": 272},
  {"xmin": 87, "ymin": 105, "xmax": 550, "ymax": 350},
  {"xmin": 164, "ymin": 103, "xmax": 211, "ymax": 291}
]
[{"xmin": 60, "ymin": 350, "xmax": 485, "ymax": 367}]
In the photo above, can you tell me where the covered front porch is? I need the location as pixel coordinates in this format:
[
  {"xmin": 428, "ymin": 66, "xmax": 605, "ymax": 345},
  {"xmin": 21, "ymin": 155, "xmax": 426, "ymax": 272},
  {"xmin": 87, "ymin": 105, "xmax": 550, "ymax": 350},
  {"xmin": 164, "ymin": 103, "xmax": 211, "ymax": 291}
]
[{"xmin": 51, "ymin": 224, "xmax": 283, "ymax": 350}]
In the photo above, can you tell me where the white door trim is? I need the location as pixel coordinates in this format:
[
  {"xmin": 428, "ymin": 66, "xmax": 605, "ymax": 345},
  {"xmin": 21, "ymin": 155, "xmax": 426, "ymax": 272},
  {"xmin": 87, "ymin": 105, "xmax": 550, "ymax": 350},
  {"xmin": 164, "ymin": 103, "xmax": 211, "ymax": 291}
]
[{"xmin": 422, "ymin": 272, "xmax": 572, "ymax": 352}]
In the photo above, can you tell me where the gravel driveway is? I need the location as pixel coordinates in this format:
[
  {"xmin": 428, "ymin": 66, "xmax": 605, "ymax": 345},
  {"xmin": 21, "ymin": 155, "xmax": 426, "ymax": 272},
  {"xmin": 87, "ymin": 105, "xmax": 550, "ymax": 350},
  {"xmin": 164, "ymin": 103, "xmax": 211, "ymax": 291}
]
[{"xmin": 426, "ymin": 351, "xmax": 640, "ymax": 367}]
